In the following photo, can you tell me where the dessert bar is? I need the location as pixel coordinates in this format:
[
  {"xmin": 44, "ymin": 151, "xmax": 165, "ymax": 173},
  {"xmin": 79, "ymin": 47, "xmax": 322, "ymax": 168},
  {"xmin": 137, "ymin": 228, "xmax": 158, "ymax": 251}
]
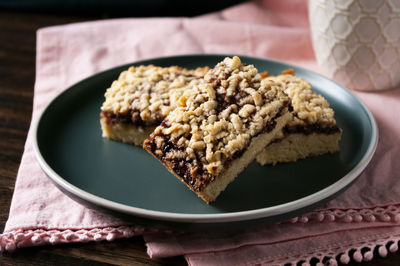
[
  {"xmin": 100, "ymin": 65, "xmax": 209, "ymax": 145},
  {"xmin": 256, "ymin": 72, "xmax": 342, "ymax": 165},
  {"xmin": 143, "ymin": 56, "xmax": 292, "ymax": 203}
]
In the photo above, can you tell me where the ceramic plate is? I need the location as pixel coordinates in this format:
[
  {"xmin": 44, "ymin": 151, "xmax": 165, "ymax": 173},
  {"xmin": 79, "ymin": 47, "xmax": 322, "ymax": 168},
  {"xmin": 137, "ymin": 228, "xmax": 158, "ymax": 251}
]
[{"xmin": 33, "ymin": 55, "xmax": 378, "ymax": 231}]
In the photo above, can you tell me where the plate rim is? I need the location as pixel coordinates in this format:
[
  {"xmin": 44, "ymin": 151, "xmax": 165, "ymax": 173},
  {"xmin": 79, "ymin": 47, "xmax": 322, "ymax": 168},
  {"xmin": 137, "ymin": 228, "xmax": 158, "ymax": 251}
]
[{"xmin": 32, "ymin": 54, "xmax": 379, "ymax": 224}]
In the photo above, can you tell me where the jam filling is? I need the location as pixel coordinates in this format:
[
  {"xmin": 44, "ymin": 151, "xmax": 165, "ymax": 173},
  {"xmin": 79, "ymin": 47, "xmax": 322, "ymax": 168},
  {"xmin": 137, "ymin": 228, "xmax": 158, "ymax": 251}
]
[
  {"xmin": 101, "ymin": 111, "xmax": 160, "ymax": 127},
  {"xmin": 266, "ymin": 123, "xmax": 340, "ymax": 146},
  {"xmin": 144, "ymin": 133, "xmax": 210, "ymax": 191},
  {"xmin": 284, "ymin": 123, "xmax": 341, "ymax": 135}
]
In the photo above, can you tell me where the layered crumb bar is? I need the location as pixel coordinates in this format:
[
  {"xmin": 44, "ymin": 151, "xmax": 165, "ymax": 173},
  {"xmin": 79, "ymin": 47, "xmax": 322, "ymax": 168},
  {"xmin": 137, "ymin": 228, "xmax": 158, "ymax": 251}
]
[
  {"xmin": 256, "ymin": 72, "xmax": 342, "ymax": 165},
  {"xmin": 143, "ymin": 56, "xmax": 292, "ymax": 203},
  {"xmin": 100, "ymin": 65, "xmax": 209, "ymax": 145}
]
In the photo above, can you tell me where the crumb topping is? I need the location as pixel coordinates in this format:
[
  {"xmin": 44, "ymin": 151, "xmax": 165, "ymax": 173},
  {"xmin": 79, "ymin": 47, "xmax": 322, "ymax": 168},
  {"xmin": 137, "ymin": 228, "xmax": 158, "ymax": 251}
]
[
  {"xmin": 144, "ymin": 56, "xmax": 290, "ymax": 189},
  {"xmin": 266, "ymin": 74, "xmax": 337, "ymax": 128},
  {"xmin": 101, "ymin": 65, "xmax": 209, "ymax": 125}
]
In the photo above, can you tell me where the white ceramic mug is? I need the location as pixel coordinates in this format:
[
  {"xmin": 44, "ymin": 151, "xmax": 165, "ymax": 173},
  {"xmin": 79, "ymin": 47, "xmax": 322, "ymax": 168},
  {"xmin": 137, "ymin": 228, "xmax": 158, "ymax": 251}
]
[{"xmin": 309, "ymin": 0, "xmax": 400, "ymax": 91}]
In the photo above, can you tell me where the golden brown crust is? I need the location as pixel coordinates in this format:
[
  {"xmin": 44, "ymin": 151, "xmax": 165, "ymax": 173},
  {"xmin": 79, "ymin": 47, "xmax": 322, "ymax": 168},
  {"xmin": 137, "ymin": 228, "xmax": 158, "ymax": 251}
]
[{"xmin": 266, "ymin": 74, "xmax": 338, "ymax": 129}]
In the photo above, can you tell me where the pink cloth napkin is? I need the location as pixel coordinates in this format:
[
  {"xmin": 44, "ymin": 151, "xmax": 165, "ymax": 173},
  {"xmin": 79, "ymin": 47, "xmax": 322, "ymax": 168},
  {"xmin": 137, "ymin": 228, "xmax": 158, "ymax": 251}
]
[{"xmin": 2, "ymin": 0, "xmax": 400, "ymax": 265}]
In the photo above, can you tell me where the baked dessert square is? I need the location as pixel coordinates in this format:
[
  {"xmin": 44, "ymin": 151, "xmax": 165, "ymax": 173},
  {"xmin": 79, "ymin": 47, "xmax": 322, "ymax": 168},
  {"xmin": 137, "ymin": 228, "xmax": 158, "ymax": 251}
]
[
  {"xmin": 256, "ymin": 72, "xmax": 342, "ymax": 165},
  {"xmin": 143, "ymin": 56, "xmax": 292, "ymax": 203},
  {"xmin": 100, "ymin": 65, "xmax": 209, "ymax": 145}
]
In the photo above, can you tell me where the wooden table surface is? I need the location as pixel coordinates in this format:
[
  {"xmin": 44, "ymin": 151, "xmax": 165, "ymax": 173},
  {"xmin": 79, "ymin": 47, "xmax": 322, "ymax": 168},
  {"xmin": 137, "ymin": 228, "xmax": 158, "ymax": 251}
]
[{"xmin": 0, "ymin": 9, "xmax": 399, "ymax": 266}]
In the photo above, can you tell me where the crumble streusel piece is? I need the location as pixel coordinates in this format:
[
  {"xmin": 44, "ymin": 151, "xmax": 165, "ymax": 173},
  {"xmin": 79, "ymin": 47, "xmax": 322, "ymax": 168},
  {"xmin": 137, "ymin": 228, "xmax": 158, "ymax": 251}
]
[
  {"xmin": 100, "ymin": 65, "xmax": 209, "ymax": 145},
  {"xmin": 143, "ymin": 56, "xmax": 292, "ymax": 203},
  {"xmin": 256, "ymin": 73, "xmax": 342, "ymax": 165}
]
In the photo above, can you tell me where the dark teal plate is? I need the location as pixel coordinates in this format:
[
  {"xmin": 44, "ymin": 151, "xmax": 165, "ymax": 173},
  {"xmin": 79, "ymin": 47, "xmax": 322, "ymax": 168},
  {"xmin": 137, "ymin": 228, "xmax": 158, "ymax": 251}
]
[{"xmin": 33, "ymin": 55, "xmax": 378, "ymax": 231}]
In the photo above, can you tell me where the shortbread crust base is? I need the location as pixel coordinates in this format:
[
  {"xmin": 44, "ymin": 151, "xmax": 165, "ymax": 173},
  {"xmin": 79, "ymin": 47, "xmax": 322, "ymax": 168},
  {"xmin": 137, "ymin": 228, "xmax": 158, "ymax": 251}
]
[{"xmin": 256, "ymin": 132, "xmax": 341, "ymax": 166}]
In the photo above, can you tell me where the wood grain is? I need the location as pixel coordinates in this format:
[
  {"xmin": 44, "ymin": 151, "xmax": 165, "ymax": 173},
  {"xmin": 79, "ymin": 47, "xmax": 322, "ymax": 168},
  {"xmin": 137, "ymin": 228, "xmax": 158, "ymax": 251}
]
[
  {"xmin": 0, "ymin": 9, "xmax": 185, "ymax": 266},
  {"xmin": 0, "ymin": 9, "xmax": 399, "ymax": 266}
]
